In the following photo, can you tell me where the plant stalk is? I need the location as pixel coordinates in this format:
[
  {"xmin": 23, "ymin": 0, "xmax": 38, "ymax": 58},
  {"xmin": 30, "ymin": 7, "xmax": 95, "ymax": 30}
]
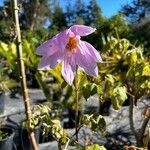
[
  {"xmin": 129, "ymin": 96, "xmax": 138, "ymax": 138},
  {"xmin": 75, "ymin": 68, "xmax": 79, "ymax": 141},
  {"xmin": 129, "ymin": 95, "xmax": 150, "ymax": 147},
  {"xmin": 12, "ymin": 0, "xmax": 38, "ymax": 149}
]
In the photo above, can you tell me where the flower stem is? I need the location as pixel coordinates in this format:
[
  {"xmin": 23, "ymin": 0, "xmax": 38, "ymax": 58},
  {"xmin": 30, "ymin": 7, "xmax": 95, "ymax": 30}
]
[
  {"xmin": 12, "ymin": 0, "xmax": 38, "ymax": 149},
  {"xmin": 75, "ymin": 68, "xmax": 79, "ymax": 142}
]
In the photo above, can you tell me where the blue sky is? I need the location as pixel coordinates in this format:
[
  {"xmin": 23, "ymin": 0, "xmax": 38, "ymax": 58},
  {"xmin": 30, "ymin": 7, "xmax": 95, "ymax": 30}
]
[
  {"xmin": 97, "ymin": 0, "xmax": 132, "ymax": 17},
  {"xmin": 0, "ymin": 1, "xmax": 3, "ymax": 6},
  {"xmin": 59, "ymin": 0, "xmax": 132, "ymax": 18},
  {"xmin": 0, "ymin": 0, "xmax": 132, "ymax": 18}
]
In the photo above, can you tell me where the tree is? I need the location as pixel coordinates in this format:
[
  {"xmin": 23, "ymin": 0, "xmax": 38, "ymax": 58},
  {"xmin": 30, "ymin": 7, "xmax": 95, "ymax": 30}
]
[
  {"xmin": 121, "ymin": 0, "xmax": 150, "ymax": 22},
  {"xmin": 0, "ymin": 0, "xmax": 14, "ymax": 41},
  {"xmin": 0, "ymin": 0, "xmax": 54, "ymax": 42},
  {"xmin": 86, "ymin": 0, "xmax": 103, "ymax": 25},
  {"xmin": 50, "ymin": 4, "xmax": 67, "ymax": 31},
  {"xmin": 121, "ymin": 0, "xmax": 150, "ymax": 54},
  {"xmin": 86, "ymin": 13, "xmax": 131, "ymax": 50},
  {"xmin": 65, "ymin": 0, "xmax": 103, "ymax": 26},
  {"xmin": 71, "ymin": 0, "xmax": 87, "ymax": 25},
  {"xmin": 20, "ymin": 0, "xmax": 52, "ymax": 31}
]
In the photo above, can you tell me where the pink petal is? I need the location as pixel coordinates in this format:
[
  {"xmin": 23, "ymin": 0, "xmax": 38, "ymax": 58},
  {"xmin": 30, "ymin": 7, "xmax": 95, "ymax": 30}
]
[
  {"xmin": 80, "ymin": 41, "xmax": 102, "ymax": 62},
  {"xmin": 62, "ymin": 54, "xmax": 76, "ymax": 85},
  {"xmin": 36, "ymin": 29, "xmax": 70, "ymax": 56},
  {"xmin": 56, "ymin": 29, "xmax": 71, "ymax": 50},
  {"xmin": 38, "ymin": 51, "xmax": 63, "ymax": 70},
  {"xmin": 36, "ymin": 38, "xmax": 59, "ymax": 56},
  {"xmin": 75, "ymin": 49, "xmax": 98, "ymax": 77},
  {"xmin": 70, "ymin": 25, "xmax": 96, "ymax": 36}
]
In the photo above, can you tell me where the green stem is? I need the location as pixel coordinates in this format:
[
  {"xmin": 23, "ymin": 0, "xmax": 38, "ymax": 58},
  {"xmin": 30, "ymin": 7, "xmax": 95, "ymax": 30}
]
[{"xmin": 75, "ymin": 68, "xmax": 79, "ymax": 141}]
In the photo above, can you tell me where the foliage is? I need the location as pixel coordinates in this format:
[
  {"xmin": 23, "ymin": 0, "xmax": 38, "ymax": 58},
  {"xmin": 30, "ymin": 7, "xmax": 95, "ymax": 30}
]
[
  {"xmin": 97, "ymin": 36, "xmax": 150, "ymax": 148},
  {"xmin": 0, "ymin": 0, "xmax": 149, "ymax": 149},
  {"xmin": 0, "ymin": 67, "xmax": 16, "ymax": 92},
  {"xmin": 83, "ymin": 144, "xmax": 106, "ymax": 150},
  {"xmin": 0, "ymin": 39, "xmax": 52, "ymax": 101},
  {"xmin": 110, "ymin": 85, "xmax": 127, "ymax": 110},
  {"xmin": 22, "ymin": 104, "xmax": 68, "ymax": 145},
  {"xmin": 22, "ymin": 104, "xmax": 106, "ymax": 148},
  {"xmin": 65, "ymin": 0, "xmax": 102, "ymax": 26},
  {"xmin": 50, "ymin": 5, "xmax": 67, "ymax": 31},
  {"xmin": 0, "ymin": 0, "xmax": 13, "ymax": 41},
  {"xmin": 121, "ymin": 0, "xmax": 150, "ymax": 53},
  {"xmin": 100, "ymin": 14, "xmax": 130, "ymax": 37},
  {"xmin": 99, "ymin": 37, "xmax": 150, "ymax": 102},
  {"xmin": 47, "ymin": 66, "xmax": 102, "ymax": 111},
  {"xmin": 22, "ymin": 39, "xmax": 53, "ymax": 102},
  {"xmin": 46, "ymin": 35, "xmax": 150, "ymax": 148},
  {"xmin": 0, "ymin": 130, "xmax": 9, "ymax": 140},
  {"xmin": 80, "ymin": 114, "xmax": 106, "ymax": 135},
  {"xmin": 35, "ymin": 72, "xmax": 52, "ymax": 102},
  {"xmin": 19, "ymin": 0, "xmax": 53, "ymax": 31},
  {"xmin": 0, "ymin": 41, "xmax": 18, "ymax": 79},
  {"xmin": 121, "ymin": 0, "xmax": 150, "ymax": 22},
  {"xmin": 0, "ymin": 0, "xmax": 135, "ymax": 51}
]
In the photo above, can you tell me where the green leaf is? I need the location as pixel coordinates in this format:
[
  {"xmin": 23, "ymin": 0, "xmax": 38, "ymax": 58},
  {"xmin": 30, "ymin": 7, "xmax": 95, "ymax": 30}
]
[
  {"xmin": 96, "ymin": 85, "xmax": 103, "ymax": 98},
  {"xmin": 59, "ymin": 136, "xmax": 68, "ymax": 145},
  {"xmin": 120, "ymin": 39, "xmax": 130, "ymax": 51},
  {"xmin": 105, "ymin": 74, "xmax": 115, "ymax": 84},
  {"xmin": 35, "ymin": 72, "xmax": 52, "ymax": 103},
  {"xmin": 102, "ymin": 37, "xmax": 118, "ymax": 53},
  {"xmin": 91, "ymin": 115, "xmax": 106, "ymax": 135},
  {"xmin": 96, "ymin": 115, "xmax": 106, "ymax": 135},
  {"xmin": 80, "ymin": 114, "xmax": 106, "ymax": 135},
  {"xmin": 140, "ymin": 80, "xmax": 150, "ymax": 89},
  {"xmin": 110, "ymin": 85, "xmax": 127, "ymax": 110},
  {"xmin": 48, "ymin": 64, "xmax": 63, "ymax": 83},
  {"xmin": 80, "ymin": 114, "xmax": 93, "ymax": 125},
  {"xmin": 82, "ymin": 83, "xmax": 97, "ymax": 100},
  {"xmin": 126, "ymin": 50, "xmax": 137, "ymax": 64},
  {"xmin": 0, "ymin": 80, "xmax": 17, "ymax": 91},
  {"xmin": 78, "ymin": 70, "xmax": 88, "ymax": 86},
  {"xmin": 83, "ymin": 144, "xmax": 106, "ymax": 150},
  {"xmin": 142, "ymin": 65, "xmax": 150, "ymax": 76},
  {"xmin": 51, "ymin": 119, "xmax": 61, "ymax": 126}
]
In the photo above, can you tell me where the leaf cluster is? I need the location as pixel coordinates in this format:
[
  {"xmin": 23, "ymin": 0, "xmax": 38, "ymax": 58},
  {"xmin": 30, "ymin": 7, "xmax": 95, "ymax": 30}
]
[
  {"xmin": 83, "ymin": 144, "xmax": 106, "ymax": 150},
  {"xmin": 80, "ymin": 114, "xmax": 106, "ymax": 136},
  {"xmin": 22, "ymin": 104, "xmax": 69, "ymax": 145},
  {"xmin": 0, "ymin": 130, "xmax": 9, "ymax": 140},
  {"xmin": 99, "ymin": 37, "xmax": 150, "ymax": 110}
]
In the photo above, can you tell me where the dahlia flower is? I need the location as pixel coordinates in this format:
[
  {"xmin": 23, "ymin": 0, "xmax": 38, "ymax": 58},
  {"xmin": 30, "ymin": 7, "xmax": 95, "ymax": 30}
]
[{"xmin": 36, "ymin": 25, "xmax": 102, "ymax": 85}]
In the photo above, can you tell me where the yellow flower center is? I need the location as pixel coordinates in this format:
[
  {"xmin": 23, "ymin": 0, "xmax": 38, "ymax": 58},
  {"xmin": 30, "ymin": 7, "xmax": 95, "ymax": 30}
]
[{"xmin": 66, "ymin": 36, "xmax": 77, "ymax": 52}]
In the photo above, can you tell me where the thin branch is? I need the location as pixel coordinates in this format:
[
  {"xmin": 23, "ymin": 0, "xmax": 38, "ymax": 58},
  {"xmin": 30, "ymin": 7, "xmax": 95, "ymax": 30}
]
[
  {"xmin": 64, "ymin": 124, "xmax": 83, "ymax": 150},
  {"xmin": 64, "ymin": 138, "xmax": 70, "ymax": 150},
  {"xmin": 75, "ymin": 67, "xmax": 79, "ymax": 141},
  {"xmin": 140, "ymin": 115, "xmax": 150, "ymax": 138},
  {"xmin": 129, "ymin": 96, "xmax": 138, "ymax": 137}
]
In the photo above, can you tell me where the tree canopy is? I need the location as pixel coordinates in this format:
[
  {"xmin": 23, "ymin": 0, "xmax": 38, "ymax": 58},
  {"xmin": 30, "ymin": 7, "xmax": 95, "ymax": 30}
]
[{"xmin": 0, "ymin": 0, "xmax": 149, "ymax": 52}]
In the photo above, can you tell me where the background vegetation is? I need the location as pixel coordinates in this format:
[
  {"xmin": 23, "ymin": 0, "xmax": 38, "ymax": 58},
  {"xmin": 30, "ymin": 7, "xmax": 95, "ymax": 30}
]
[{"xmin": 0, "ymin": 0, "xmax": 149, "ymax": 149}]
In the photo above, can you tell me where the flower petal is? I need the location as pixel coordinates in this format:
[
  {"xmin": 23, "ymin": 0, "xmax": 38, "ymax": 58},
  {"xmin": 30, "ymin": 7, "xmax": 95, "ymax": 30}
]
[
  {"xmin": 36, "ymin": 29, "xmax": 70, "ymax": 56},
  {"xmin": 36, "ymin": 38, "xmax": 58, "ymax": 56},
  {"xmin": 62, "ymin": 54, "xmax": 76, "ymax": 85},
  {"xmin": 56, "ymin": 29, "xmax": 71, "ymax": 50},
  {"xmin": 75, "ymin": 49, "xmax": 98, "ymax": 77},
  {"xmin": 80, "ymin": 41, "xmax": 102, "ymax": 62},
  {"xmin": 70, "ymin": 25, "xmax": 96, "ymax": 36},
  {"xmin": 38, "ymin": 51, "xmax": 63, "ymax": 70}
]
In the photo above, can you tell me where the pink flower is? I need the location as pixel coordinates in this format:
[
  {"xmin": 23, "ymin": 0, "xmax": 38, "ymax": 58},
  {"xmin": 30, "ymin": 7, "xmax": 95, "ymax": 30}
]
[{"xmin": 36, "ymin": 25, "xmax": 102, "ymax": 85}]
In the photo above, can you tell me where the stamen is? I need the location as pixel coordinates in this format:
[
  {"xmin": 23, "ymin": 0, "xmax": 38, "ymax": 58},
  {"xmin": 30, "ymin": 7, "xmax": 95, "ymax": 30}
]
[{"xmin": 66, "ymin": 36, "xmax": 77, "ymax": 52}]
